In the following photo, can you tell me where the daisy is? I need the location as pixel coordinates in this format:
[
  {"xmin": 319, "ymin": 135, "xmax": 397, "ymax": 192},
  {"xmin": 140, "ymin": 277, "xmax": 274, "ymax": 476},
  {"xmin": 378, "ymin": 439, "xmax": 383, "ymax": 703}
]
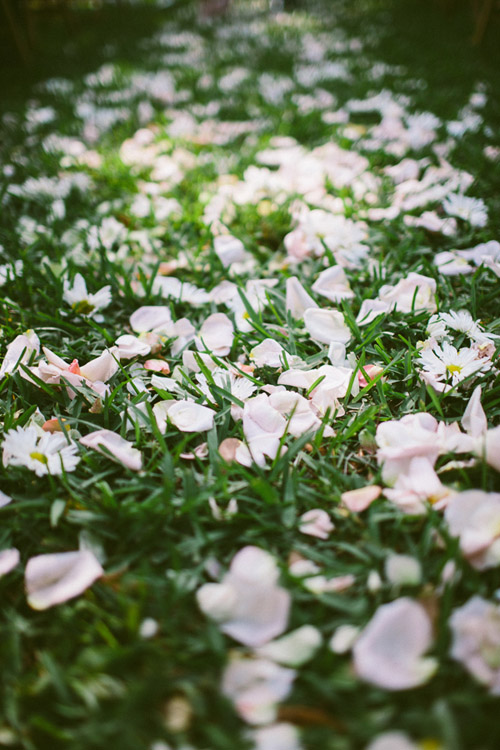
[
  {"xmin": 436, "ymin": 309, "xmax": 497, "ymax": 344},
  {"xmin": 196, "ymin": 367, "xmax": 257, "ymax": 406},
  {"xmin": 417, "ymin": 341, "xmax": 492, "ymax": 391},
  {"xmin": 443, "ymin": 193, "xmax": 488, "ymax": 227},
  {"xmin": 63, "ymin": 273, "xmax": 112, "ymax": 317},
  {"xmin": 153, "ymin": 276, "xmax": 210, "ymax": 307},
  {"xmin": 2, "ymin": 425, "xmax": 80, "ymax": 476}
]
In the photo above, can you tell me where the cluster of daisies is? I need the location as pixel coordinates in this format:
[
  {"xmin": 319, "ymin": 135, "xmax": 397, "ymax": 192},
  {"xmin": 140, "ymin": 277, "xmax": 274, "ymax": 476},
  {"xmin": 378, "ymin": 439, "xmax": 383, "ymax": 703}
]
[{"xmin": 0, "ymin": 3, "xmax": 499, "ymax": 749}]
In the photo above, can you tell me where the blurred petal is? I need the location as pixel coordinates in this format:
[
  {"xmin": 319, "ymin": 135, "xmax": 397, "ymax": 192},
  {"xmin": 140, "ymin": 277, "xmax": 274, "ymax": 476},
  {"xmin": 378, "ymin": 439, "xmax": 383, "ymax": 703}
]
[
  {"xmin": 0, "ymin": 548, "xmax": 20, "ymax": 576},
  {"xmin": 255, "ymin": 625, "xmax": 322, "ymax": 666},
  {"xmin": 341, "ymin": 485, "xmax": 381, "ymax": 512},
  {"xmin": 26, "ymin": 550, "xmax": 103, "ymax": 610},
  {"xmin": 298, "ymin": 509, "xmax": 334, "ymax": 539},
  {"xmin": 353, "ymin": 598, "xmax": 436, "ymax": 689},
  {"xmin": 197, "ymin": 546, "xmax": 290, "ymax": 647}
]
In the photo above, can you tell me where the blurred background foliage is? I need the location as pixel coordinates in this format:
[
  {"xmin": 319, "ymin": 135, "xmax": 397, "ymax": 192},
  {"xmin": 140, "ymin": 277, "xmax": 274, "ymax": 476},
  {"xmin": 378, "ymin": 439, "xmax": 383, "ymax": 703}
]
[{"xmin": 1, "ymin": 0, "xmax": 499, "ymax": 98}]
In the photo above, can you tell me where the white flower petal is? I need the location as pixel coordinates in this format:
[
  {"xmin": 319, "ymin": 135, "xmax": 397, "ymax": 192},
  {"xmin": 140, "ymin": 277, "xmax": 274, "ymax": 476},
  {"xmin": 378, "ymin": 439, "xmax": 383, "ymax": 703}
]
[
  {"xmin": 222, "ymin": 655, "xmax": 296, "ymax": 725},
  {"xmin": 250, "ymin": 339, "xmax": 286, "ymax": 369},
  {"xmin": 341, "ymin": 486, "xmax": 381, "ymax": 512},
  {"xmin": 168, "ymin": 401, "xmax": 215, "ymax": 432},
  {"xmin": 286, "ymin": 276, "xmax": 318, "ymax": 320},
  {"xmin": 79, "ymin": 347, "xmax": 120, "ymax": 382},
  {"xmin": 255, "ymin": 625, "xmax": 322, "ymax": 666},
  {"xmin": 197, "ymin": 546, "xmax": 290, "ymax": 647},
  {"xmin": 115, "ymin": 334, "xmax": 151, "ymax": 359},
  {"xmin": 304, "ymin": 307, "xmax": 351, "ymax": 345},
  {"xmin": 312, "ymin": 265, "xmax": 354, "ymax": 302},
  {"xmin": 462, "ymin": 385, "xmax": 487, "ymax": 438},
  {"xmin": 0, "ymin": 548, "xmax": 20, "ymax": 576},
  {"xmin": 196, "ymin": 313, "xmax": 234, "ymax": 357},
  {"xmin": 80, "ymin": 429, "xmax": 142, "ymax": 471},
  {"xmin": 298, "ymin": 509, "xmax": 334, "ymax": 539},
  {"xmin": 25, "ymin": 550, "xmax": 103, "ymax": 610},
  {"xmin": 0, "ymin": 490, "xmax": 13, "ymax": 507},
  {"xmin": 353, "ymin": 598, "xmax": 436, "ymax": 690},
  {"xmin": 214, "ymin": 234, "xmax": 248, "ymax": 267},
  {"xmin": 129, "ymin": 306, "xmax": 172, "ymax": 333},
  {"xmin": 0, "ymin": 331, "xmax": 40, "ymax": 377},
  {"xmin": 248, "ymin": 723, "xmax": 303, "ymax": 750}
]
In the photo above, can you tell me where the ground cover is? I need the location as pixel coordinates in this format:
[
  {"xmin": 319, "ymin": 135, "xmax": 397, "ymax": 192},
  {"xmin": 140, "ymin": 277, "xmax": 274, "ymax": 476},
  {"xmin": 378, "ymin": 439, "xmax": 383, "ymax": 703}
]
[{"xmin": 1, "ymin": 1, "xmax": 500, "ymax": 748}]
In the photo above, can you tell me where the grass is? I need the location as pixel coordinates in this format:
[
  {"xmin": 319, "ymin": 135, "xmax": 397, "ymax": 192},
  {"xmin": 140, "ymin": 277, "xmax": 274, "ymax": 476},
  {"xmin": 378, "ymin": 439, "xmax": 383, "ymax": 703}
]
[{"xmin": 1, "ymin": 0, "xmax": 500, "ymax": 748}]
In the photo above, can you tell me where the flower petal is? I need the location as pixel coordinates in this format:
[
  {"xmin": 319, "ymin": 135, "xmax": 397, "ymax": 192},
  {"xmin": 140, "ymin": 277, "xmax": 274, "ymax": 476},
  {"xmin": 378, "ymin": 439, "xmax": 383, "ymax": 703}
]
[{"xmin": 25, "ymin": 550, "xmax": 103, "ymax": 610}]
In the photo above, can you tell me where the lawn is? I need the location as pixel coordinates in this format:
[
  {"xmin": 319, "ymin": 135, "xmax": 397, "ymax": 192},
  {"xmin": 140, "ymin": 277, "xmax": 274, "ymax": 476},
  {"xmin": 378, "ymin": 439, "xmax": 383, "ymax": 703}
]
[{"xmin": 1, "ymin": 0, "xmax": 500, "ymax": 748}]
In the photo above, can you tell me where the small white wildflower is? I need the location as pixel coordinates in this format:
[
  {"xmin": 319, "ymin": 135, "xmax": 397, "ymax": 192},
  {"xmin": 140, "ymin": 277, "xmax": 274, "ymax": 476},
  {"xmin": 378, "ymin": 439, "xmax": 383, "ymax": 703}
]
[
  {"xmin": 443, "ymin": 194, "xmax": 488, "ymax": 227},
  {"xmin": 417, "ymin": 341, "xmax": 492, "ymax": 391},
  {"xmin": 63, "ymin": 273, "xmax": 112, "ymax": 317},
  {"xmin": 437, "ymin": 310, "xmax": 496, "ymax": 344},
  {"xmin": 2, "ymin": 425, "xmax": 80, "ymax": 476}
]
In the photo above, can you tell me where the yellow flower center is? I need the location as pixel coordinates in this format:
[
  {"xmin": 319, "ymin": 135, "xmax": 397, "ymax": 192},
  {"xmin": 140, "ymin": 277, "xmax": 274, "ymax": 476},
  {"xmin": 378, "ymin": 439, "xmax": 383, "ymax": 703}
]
[
  {"xmin": 446, "ymin": 364, "xmax": 462, "ymax": 374},
  {"xmin": 30, "ymin": 452, "xmax": 48, "ymax": 464},
  {"xmin": 419, "ymin": 740, "xmax": 443, "ymax": 750},
  {"xmin": 72, "ymin": 300, "xmax": 95, "ymax": 315},
  {"xmin": 481, "ymin": 644, "xmax": 500, "ymax": 669},
  {"xmin": 428, "ymin": 493, "xmax": 443, "ymax": 505}
]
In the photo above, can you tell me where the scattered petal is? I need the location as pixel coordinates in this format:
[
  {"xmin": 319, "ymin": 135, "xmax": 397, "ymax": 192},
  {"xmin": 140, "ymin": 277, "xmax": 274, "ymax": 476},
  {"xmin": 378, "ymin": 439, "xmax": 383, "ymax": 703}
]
[
  {"xmin": 353, "ymin": 598, "xmax": 437, "ymax": 690},
  {"xmin": 80, "ymin": 429, "xmax": 142, "ymax": 471},
  {"xmin": 25, "ymin": 550, "xmax": 103, "ymax": 610},
  {"xmin": 0, "ymin": 548, "xmax": 20, "ymax": 576}
]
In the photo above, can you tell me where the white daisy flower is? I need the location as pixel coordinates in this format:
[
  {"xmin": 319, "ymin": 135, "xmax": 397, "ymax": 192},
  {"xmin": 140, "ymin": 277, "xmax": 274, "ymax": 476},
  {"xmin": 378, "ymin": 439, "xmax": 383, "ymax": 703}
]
[
  {"xmin": 437, "ymin": 310, "xmax": 497, "ymax": 344},
  {"xmin": 63, "ymin": 273, "xmax": 112, "ymax": 317},
  {"xmin": 196, "ymin": 367, "xmax": 257, "ymax": 404},
  {"xmin": 442, "ymin": 194, "xmax": 488, "ymax": 227},
  {"xmin": 2, "ymin": 425, "xmax": 80, "ymax": 476},
  {"xmin": 426, "ymin": 315, "xmax": 448, "ymax": 341},
  {"xmin": 417, "ymin": 341, "xmax": 492, "ymax": 391}
]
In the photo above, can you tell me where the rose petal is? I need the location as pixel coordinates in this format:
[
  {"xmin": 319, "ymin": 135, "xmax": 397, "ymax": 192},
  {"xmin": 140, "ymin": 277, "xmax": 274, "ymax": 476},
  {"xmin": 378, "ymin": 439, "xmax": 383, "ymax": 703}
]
[
  {"xmin": 0, "ymin": 548, "xmax": 20, "ymax": 576},
  {"xmin": 341, "ymin": 486, "xmax": 381, "ymax": 512},
  {"xmin": 353, "ymin": 597, "xmax": 436, "ymax": 690},
  {"xmin": 80, "ymin": 429, "xmax": 142, "ymax": 471}
]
